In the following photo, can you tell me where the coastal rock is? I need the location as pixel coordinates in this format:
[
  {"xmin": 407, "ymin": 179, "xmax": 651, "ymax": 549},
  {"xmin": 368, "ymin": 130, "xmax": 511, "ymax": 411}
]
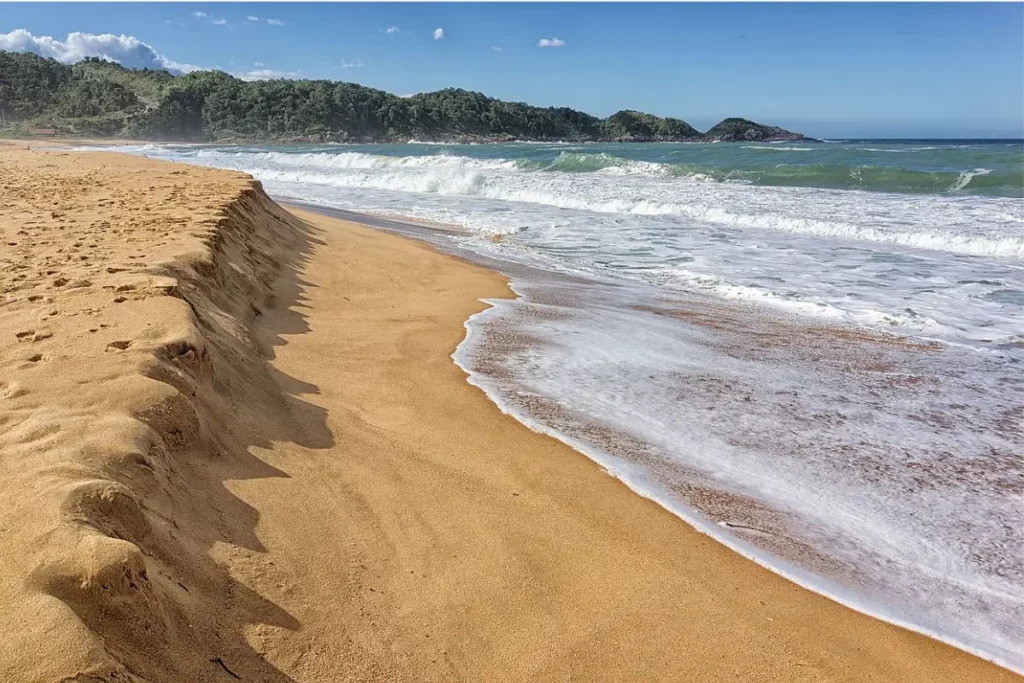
[{"xmin": 701, "ymin": 117, "xmax": 809, "ymax": 142}]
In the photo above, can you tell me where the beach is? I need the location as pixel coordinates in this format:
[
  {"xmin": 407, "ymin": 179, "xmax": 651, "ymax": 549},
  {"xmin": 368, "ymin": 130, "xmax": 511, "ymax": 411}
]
[
  {"xmin": 0, "ymin": 145, "xmax": 1017, "ymax": 681},
  {"xmin": 134, "ymin": 139, "xmax": 1023, "ymax": 667}
]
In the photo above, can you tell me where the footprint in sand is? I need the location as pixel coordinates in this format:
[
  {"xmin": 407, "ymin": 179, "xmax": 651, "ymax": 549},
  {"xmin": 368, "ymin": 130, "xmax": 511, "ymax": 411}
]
[{"xmin": 0, "ymin": 381, "xmax": 27, "ymax": 399}]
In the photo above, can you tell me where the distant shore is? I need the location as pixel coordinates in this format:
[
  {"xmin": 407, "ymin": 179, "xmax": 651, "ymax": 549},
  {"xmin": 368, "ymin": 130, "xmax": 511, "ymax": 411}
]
[
  {"xmin": 2, "ymin": 133, "xmax": 815, "ymax": 145},
  {"xmin": 0, "ymin": 144, "xmax": 1015, "ymax": 681}
]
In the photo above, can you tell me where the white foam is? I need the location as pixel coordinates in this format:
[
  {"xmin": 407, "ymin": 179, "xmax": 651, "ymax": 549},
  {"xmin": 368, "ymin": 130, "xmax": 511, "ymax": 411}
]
[
  {"xmin": 98, "ymin": 144, "xmax": 1024, "ymax": 349},
  {"xmin": 452, "ymin": 276, "xmax": 1024, "ymax": 671},
  {"xmin": 741, "ymin": 145, "xmax": 816, "ymax": 151},
  {"xmin": 949, "ymin": 168, "xmax": 992, "ymax": 192},
  {"xmin": 194, "ymin": 149, "xmax": 520, "ymax": 171},
  {"xmin": 451, "ymin": 278, "xmax": 1024, "ymax": 675},
  {"xmin": 149, "ymin": 148, "xmax": 1023, "ymax": 260}
]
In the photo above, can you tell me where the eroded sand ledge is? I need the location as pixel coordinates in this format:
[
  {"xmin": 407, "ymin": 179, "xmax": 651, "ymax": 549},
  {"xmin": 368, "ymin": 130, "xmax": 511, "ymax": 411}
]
[
  {"xmin": 0, "ymin": 147, "xmax": 318, "ymax": 681},
  {"xmin": 0, "ymin": 147, "xmax": 1015, "ymax": 682}
]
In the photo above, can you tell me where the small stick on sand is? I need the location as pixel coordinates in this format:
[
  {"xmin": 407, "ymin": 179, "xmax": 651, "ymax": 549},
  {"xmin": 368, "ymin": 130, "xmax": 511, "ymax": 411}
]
[{"xmin": 210, "ymin": 656, "xmax": 242, "ymax": 679}]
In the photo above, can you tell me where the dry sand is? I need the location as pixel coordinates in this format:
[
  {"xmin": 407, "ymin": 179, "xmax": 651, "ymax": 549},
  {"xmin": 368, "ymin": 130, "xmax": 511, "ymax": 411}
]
[{"xmin": 0, "ymin": 145, "xmax": 1016, "ymax": 682}]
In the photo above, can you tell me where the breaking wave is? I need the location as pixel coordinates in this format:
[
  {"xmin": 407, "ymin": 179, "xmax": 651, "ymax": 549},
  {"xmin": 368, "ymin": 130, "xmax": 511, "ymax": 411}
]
[
  {"xmin": 183, "ymin": 149, "xmax": 1023, "ymax": 197},
  {"xmin": 163, "ymin": 149, "xmax": 1024, "ymax": 260}
]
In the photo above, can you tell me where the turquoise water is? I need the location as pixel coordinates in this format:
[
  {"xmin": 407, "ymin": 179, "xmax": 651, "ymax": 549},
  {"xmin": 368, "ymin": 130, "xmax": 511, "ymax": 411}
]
[{"xmin": 208, "ymin": 138, "xmax": 1024, "ymax": 197}]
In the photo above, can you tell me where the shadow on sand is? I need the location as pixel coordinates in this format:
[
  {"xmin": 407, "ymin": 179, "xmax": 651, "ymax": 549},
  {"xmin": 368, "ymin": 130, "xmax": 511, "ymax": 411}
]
[{"xmin": 65, "ymin": 192, "xmax": 336, "ymax": 681}]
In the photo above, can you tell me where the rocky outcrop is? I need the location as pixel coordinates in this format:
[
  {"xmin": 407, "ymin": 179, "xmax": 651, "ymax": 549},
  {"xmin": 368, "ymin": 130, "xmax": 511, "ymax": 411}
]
[{"xmin": 701, "ymin": 118, "xmax": 809, "ymax": 142}]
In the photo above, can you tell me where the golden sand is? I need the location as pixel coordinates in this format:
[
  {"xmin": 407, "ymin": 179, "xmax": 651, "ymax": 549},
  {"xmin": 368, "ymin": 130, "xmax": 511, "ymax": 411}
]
[{"xmin": 0, "ymin": 146, "xmax": 1015, "ymax": 681}]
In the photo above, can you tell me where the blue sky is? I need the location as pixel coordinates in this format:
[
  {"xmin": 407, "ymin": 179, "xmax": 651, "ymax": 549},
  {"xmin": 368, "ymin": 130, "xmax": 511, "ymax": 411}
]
[{"xmin": 2, "ymin": 3, "xmax": 1022, "ymax": 138}]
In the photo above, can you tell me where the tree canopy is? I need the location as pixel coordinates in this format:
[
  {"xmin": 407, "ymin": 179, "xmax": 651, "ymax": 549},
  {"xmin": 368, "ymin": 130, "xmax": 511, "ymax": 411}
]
[{"xmin": 0, "ymin": 51, "xmax": 804, "ymax": 143}]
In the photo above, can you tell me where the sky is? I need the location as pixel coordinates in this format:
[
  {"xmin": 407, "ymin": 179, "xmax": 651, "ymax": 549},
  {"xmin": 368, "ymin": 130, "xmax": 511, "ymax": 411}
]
[{"xmin": 1, "ymin": 2, "xmax": 1022, "ymax": 138}]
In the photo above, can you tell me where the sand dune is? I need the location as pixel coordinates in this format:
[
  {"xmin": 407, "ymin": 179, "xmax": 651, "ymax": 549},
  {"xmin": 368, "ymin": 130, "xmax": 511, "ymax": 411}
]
[
  {"xmin": 0, "ymin": 146, "xmax": 312, "ymax": 681},
  {"xmin": 0, "ymin": 146, "xmax": 1015, "ymax": 681}
]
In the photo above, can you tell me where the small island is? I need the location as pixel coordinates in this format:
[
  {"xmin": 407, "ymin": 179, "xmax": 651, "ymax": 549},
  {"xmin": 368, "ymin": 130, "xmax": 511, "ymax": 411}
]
[
  {"xmin": 0, "ymin": 51, "xmax": 809, "ymax": 144},
  {"xmin": 701, "ymin": 117, "xmax": 808, "ymax": 142}
]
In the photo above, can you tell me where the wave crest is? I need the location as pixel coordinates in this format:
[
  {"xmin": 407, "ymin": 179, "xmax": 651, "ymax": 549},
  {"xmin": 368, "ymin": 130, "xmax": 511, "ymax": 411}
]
[
  {"xmin": 177, "ymin": 149, "xmax": 1024, "ymax": 197},
  {"xmin": 109, "ymin": 145, "xmax": 1024, "ymax": 260}
]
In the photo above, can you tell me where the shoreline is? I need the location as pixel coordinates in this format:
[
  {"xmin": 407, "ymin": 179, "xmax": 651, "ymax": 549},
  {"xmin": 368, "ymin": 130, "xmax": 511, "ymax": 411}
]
[
  {"xmin": 291, "ymin": 200, "xmax": 1024, "ymax": 675},
  {"xmin": 279, "ymin": 202, "xmax": 1019, "ymax": 681},
  {"xmin": 2, "ymin": 135, "xmax": 811, "ymax": 147},
  {"xmin": 0, "ymin": 146, "xmax": 1017, "ymax": 681}
]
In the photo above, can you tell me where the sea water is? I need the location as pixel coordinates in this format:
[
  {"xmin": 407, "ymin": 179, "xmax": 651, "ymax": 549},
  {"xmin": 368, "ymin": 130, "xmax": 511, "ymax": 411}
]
[{"xmin": 90, "ymin": 140, "xmax": 1024, "ymax": 672}]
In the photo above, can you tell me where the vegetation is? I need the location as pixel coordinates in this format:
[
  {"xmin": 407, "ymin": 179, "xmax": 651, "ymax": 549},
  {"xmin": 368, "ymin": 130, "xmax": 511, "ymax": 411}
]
[
  {"xmin": 0, "ymin": 51, "xmax": 805, "ymax": 143},
  {"xmin": 701, "ymin": 117, "xmax": 803, "ymax": 142},
  {"xmin": 0, "ymin": 50, "xmax": 73, "ymax": 119},
  {"xmin": 600, "ymin": 110, "xmax": 701, "ymax": 141}
]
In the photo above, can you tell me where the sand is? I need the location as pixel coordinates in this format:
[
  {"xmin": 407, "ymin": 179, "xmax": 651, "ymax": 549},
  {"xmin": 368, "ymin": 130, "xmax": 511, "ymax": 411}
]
[{"xmin": 0, "ymin": 145, "xmax": 1016, "ymax": 682}]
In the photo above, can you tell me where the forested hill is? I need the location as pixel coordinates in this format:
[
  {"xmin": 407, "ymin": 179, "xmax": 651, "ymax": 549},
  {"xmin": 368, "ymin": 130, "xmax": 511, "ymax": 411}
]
[{"xmin": 0, "ymin": 51, "xmax": 808, "ymax": 143}]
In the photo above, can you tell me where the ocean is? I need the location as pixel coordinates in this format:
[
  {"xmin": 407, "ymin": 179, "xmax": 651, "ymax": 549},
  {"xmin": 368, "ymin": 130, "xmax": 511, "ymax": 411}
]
[{"xmin": 88, "ymin": 139, "xmax": 1024, "ymax": 672}]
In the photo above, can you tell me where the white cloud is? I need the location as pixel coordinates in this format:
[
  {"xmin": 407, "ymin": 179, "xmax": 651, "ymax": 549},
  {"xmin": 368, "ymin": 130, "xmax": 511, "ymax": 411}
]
[
  {"xmin": 340, "ymin": 58, "xmax": 365, "ymax": 69},
  {"xmin": 398, "ymin": 93, "xmax": 415, "ymax": 99},
  {"xmin": 385, "ymin": 26, "xmax": 400, "ymax": 36},
  {"xmin": 433, "ymin": 28, "xmax": 444, "ymax": 40},
  {"xmin": 537, "ymin": 37, "xmax": 566, "ymax": 48},
  {"xmin": 490, "ymin": 45, "xmax": 502, "ymax": 52},
  {"xmin": 0, "ymin": 28, "xmax": 198, "ymax": 73},
  {"xmin": 244, "ymin": 15, "xmax": 284, "ymax": 26},
  {"xmin": 254, "ymin": 61, "xmax": 264, "ymax": 67},
  {"xmin": 191, "ymin": 12, "xmax": 207, "ymax": 18},
  {"xmin": 211, "ymin": 19, "xmax": 227, "ymax": 26},
  {"xmin": 233, "ymin": 68, "xmax": 302, "ymax": 81}
]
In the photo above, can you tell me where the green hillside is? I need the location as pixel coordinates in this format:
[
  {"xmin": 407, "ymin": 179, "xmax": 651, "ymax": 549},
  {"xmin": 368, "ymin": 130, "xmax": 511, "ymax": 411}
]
[
  {"xmin": 0, "ymin": 51, "xmax": 806, "ymax": 143},
  {"xmin": 600, "ymin": 110, "xmax": 701, "ymax": 142}
]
